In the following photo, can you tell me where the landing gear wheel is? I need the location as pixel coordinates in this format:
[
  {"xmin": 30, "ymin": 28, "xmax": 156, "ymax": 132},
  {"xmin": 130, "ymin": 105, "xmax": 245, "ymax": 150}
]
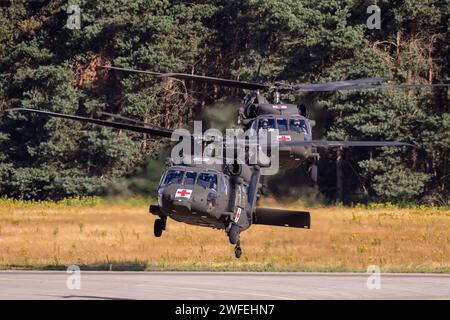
[
  {"xmin": 234, "ymin": 246, "xmax": 242, "ymax": 259},
  {"xmin": 154, "ymin": 218, "xmax": 163, "ymax": 237},
  {"xmin": 229, "ymin": 225, "xmax": 240, "ymax": 245},
  {"xmin": 234, "ymin": 240, "xmax": 242, "ymax": 259}
]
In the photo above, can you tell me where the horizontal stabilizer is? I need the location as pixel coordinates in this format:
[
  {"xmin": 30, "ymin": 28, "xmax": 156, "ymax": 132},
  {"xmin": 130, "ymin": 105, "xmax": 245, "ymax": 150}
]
[{"xmin": 254, "ymin": 207, "xmax": 310, "ymax": 229}]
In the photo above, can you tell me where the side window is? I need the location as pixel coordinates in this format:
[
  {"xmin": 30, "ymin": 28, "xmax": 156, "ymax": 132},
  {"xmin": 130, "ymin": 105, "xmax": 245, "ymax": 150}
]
[
  {"xmin": 289, "ymin": 118, "xmax": 308, "ymax": 134},
  {"xmin": 258, "ymin": 118, "xmax": 276, "ymax": 131},
  {"xmin": 235, "ymin": 185, "xmax": 247, "ymax": 207},
  {"xmin": 159, "ymin": 171, "xmax": 166, "ymax": 186},
  {"xmin": 241, "ymin": 186, "xmax": 248, "ymax": 205},
  {"xmin": 235, "ymin": 185, "xmax": 242, "ymax": 207},
  {"xmin": 220, "ymin": 177, "xmax": 228, "ymax": 195},
  {"xmin": 197, "ymin": 172, "xmax": 218, "ymax": 191},
  {"xmin": 162, "ymin": 170, "xmax": 184, "ymax": 185}
]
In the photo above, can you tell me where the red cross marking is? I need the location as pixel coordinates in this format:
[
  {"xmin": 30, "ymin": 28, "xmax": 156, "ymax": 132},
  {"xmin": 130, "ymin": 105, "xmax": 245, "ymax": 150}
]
[
  {"xmin": 176, "ymin": 189, "xmax": 191, "ymax": 197},
  {"xmin": 278, "ymin": 135, "xmax": 291, "ymax": 141}
]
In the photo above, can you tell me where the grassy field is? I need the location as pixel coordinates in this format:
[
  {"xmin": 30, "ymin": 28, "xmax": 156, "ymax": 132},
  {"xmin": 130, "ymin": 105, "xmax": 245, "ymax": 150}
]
[{"xmin": 0, "ymin": 197, "xmax": 449, "ymax": 272}]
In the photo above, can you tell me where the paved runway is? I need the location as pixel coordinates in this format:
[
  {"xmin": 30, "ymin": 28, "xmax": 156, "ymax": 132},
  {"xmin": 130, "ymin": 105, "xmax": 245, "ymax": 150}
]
[{"xmin": 0, "ymin": 271, "xmax": 449, "ymax": 300}]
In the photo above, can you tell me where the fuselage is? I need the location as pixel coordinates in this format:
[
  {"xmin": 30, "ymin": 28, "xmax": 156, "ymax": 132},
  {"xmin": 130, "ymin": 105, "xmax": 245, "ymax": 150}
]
[
  {"xmin": 156, "ymin": 160, "xmax": 255, "ymax": 231},
  {"xmin": 243, "ymin": 102, "xmax": 319, "ymax": 169}
]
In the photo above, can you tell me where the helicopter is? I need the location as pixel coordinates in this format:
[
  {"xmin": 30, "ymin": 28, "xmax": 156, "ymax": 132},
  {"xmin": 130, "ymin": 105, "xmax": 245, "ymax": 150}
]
[
  {"xmin": 150, "ymin": 156, "xmax": 310, "ymax": 258},
  {"xmin": 100, "ymin": 65, "xmax": 450, "ymax": 177}
]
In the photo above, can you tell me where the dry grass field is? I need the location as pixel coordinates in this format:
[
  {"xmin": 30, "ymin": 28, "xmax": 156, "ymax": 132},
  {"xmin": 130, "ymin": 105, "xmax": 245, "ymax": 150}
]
[{"xmin": 0, "ymin": 197, "xmax": 449, "ymax": 272}]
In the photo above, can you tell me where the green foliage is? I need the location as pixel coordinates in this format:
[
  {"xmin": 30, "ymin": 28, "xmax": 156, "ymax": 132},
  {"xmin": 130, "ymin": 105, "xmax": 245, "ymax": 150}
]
[
  {"xmin": 0, "ymin": 0, "xmax": 448, "ymax": 203},
  {"xmin": 0, "ymin": 0, "xmax": 214, "ymax": 200},
  {"xmin": 371, "ymin": 168, "xmax": 429, "ymax": 202}
]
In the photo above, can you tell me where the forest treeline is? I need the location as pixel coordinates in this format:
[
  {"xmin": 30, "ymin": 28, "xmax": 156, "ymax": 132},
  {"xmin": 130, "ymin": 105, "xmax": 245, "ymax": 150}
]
[{"xmin": 0, "ymin": 0, "xmax": 449, "ymax": 204}]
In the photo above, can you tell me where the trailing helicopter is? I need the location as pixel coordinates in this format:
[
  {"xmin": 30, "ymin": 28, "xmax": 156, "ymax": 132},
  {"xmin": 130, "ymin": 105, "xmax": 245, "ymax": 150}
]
[{"xmin": 98, "ymin": 65, "xmax": 450, "ymax": 179}]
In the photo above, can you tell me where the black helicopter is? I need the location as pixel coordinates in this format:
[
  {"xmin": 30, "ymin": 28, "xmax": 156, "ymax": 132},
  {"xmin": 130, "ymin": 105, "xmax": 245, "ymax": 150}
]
[
  {"xmin": 151, "ymin": 156, "xmax": 310, "ymax": 258},
  {"xmin": 101, "ymin": 65, "xmax": 449, "ymax": 176}
]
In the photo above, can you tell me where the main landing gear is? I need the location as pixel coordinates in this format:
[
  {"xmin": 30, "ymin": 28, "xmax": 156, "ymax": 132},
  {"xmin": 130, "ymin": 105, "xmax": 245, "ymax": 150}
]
[
  {"xmin": 154, "ymin": 216, "xmax": 167, "ymax": 237},
  {"xmin": 228, "ymin": 224, "xmax": 242, "ymax": 259},
  {"xmin": 234, "ymin": 241, "xmax": 242, "ymax": 259}
]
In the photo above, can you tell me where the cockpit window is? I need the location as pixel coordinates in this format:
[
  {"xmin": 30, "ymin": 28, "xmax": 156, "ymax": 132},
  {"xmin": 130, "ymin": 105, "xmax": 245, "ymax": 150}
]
[
  {"xmin": 289, "ymin": 118, "xmax": 308, "ymax": 134},
  {"xmin": 184, "ymin": 171, "xmax": 197, "ymax": 185},
  {"xmin": 258, "ymin": 118, "xmax": 276, "ymax": 131},
  {"xmin": 197, "ymin": 172, "xmax": 218, "ymax": 190},
  {"xmin": 163, "ymin": 169, "xmax": 184, "ymax": 185},
  {"xmin": 220, "ymin": 176, "xmax": 228, "ymax": 195},
  {"xmin": 277, "ymin": 118, "xmax": 288, "ymax": 132}
]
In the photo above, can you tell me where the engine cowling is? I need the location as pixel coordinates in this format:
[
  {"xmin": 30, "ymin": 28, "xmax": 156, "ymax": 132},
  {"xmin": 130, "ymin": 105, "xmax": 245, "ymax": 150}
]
[{"xmin": 225, "ymin": 163, "xmax": 253, "ymax": 183}]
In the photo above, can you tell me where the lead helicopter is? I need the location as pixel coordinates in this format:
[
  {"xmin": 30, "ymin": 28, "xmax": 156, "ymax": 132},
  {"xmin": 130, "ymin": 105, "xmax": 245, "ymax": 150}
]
[{"xmin": 6, "ymin": 65, "xmax": 446, "ymax": 257}]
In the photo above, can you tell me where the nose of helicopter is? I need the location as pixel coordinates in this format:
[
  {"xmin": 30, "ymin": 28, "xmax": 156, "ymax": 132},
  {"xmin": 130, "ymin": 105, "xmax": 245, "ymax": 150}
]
[
  {"xmin": 275, "ymin": 132, "xmax": 309, "ymax": 164},
  {"xmin": 172, "ymin": 197, "xmax": 192, "ymax": 213},
  {"xmin": 159, "ymin": 185, "xmax": 211, "ymax": 216}
]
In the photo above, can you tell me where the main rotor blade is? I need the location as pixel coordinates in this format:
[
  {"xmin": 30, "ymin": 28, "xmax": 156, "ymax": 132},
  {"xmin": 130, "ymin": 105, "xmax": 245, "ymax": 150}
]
[
  {"xmin": 158, "ymin": 73, "xmax": 269, "ymax": 90},
  {"xmin": 99, "ymin": 68, "xmax": 448, "ymax": 93},
  {"xmin": 294, "ymin": 81, "xmax": 449, "ymax": 92},
  {"xmin": 98, "ymin": 66, "xmax": 162, "ymax": 76},
  {"xmin": 6, "ymin": 108, "xmax": 175, "ymax": 138},
  {"xmin": 335, "ymin": 83, "xmax": 450, "ymax": 91},
  {"xmin": 101, "ymin": 66, "xmax": 269, "ymax": 90},
  {"xmin": 100, "ymin": 112, "xmax": 149, "ymax": 126},
  {"xmin": 306, "ymin": 140, "xmax": 415, "ymax": 147},
  {"xmin": 291, "ymin": 77, "xmax": 390, "ymax": 92},
  {"xmin": 325, "ymin": 77, "xmax": 390, "ymax": 84},
  {"xmin": 254, "ymin": 140, "xmax": 415, "ymax": 148}
]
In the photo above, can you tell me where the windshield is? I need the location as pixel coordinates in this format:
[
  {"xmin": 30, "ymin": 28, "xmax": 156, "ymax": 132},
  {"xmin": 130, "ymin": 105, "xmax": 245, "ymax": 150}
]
[
  {"xmin": 162, "ymin": 169, "xmax": 184, "ymax": 185},
  {"xmin": 258, "ymin": 118, "xmax": 275, "ymax": 131},
  {"xmin": 184, "ymin": 171, "xmax": 197, "ymax": 185},
  {"xmin": 277, "ymin": 118, "xmax": 288, "ymax": 132},
  {"xmin": 289, "ymin": 118, "xmax": 308, "ymax": 134},
  {"xmin": 197, "ymin": 172, "xmax": 218, "ymax": 190}
]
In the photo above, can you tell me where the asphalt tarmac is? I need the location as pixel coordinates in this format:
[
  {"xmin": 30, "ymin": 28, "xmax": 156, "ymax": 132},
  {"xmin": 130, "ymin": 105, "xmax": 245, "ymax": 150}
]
[{"xmin": 0, "ymin": 271, "xmax": 449, "ymax": 300}]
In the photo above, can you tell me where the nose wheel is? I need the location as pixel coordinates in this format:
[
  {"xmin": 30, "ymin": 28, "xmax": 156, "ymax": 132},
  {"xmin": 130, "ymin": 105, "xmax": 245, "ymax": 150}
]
[{"xmin": 154, "ymin": 217, "xmax": 166, "ymax": 237}]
